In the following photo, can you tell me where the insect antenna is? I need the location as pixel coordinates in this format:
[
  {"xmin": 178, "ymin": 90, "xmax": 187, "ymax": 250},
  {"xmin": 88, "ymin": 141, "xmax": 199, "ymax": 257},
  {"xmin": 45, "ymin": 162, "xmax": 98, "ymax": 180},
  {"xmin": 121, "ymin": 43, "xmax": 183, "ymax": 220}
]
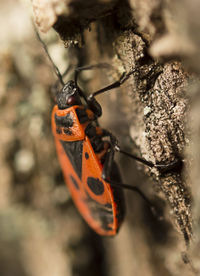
[{"xmin": 33, "ymin": 24, "xmax": 65, "ymax": 86}]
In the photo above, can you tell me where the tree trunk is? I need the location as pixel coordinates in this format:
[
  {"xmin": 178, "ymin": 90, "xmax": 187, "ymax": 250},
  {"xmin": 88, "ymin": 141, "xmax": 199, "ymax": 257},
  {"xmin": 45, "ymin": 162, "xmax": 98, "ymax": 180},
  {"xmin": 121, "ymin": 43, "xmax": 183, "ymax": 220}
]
[{"xmin": 1, "ymin": 0, "xmax": 200, "ymax": 275}]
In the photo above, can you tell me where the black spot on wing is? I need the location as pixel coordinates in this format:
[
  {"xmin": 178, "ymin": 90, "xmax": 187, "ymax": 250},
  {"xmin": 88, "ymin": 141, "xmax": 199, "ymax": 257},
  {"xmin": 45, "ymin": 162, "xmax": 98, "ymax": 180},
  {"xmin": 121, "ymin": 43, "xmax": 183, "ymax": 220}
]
[
  {"xmin": 85, "ymin": 152, "xmax": 89, "ymax": 159},
  {"xmin": 60, "ymin": 140, "xmax": 83, "ymax": 179},
  {"xmin": 87, "ymin": 177, "xmax": 104, "ymax": 195}
]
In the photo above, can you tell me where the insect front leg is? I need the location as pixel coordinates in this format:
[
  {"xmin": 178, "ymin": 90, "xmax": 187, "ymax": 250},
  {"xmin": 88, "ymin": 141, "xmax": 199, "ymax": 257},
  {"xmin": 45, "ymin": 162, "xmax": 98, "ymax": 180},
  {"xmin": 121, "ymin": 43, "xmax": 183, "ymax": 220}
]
[
  {"xmin": 85, "ymin": 69, "xmax": 137, "ymax": 118},
  {"xmin": 74, "ymin": 64, "xmax": 136, "ymax": 118},
  {"xmin": 74, "ymin": 64, "xmax": 112, "ymax": 117},
  {"xmin": 88, "ymin": 69, "xmax": 136, "ymax": 100}
]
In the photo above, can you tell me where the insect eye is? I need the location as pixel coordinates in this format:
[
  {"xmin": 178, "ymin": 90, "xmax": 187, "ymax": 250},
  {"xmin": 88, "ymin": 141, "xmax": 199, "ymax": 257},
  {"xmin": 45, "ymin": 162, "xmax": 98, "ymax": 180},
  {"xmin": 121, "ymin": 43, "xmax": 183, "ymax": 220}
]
[{"xmin": 67, "ymin": 96, "xmax": 76, "ymax": 105}]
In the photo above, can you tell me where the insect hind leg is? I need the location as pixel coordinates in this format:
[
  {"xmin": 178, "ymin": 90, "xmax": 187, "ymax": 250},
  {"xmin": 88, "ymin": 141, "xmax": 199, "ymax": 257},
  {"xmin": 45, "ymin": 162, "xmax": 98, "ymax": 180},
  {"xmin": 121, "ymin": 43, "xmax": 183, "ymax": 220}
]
[{"xmin": 101, "ymin": 146, "xmax": 160, "ymax": 219}]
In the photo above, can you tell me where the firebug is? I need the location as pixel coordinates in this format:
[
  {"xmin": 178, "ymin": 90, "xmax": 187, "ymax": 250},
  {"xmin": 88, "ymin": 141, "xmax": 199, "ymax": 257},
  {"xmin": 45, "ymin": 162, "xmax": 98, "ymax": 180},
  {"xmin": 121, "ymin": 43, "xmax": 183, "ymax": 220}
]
[{"xmin": 35, "ymin": 27, "xmax": 180, "ymax": 236}]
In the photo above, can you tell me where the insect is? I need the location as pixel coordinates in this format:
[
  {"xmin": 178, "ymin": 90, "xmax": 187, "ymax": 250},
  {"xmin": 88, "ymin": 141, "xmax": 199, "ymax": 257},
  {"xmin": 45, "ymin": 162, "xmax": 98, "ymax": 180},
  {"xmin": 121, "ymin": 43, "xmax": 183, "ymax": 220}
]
[{"xmin": 35, "ymin": 28, "xmax": 179, "ymax": 236}]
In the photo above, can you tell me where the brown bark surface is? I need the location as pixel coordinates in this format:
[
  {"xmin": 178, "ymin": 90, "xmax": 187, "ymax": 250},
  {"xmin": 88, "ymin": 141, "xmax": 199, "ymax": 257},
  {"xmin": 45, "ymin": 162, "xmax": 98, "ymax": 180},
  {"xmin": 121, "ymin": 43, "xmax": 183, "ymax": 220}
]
[{"xmin": 1, "ymin": 0, "xmax": 200, "ymax": 275}]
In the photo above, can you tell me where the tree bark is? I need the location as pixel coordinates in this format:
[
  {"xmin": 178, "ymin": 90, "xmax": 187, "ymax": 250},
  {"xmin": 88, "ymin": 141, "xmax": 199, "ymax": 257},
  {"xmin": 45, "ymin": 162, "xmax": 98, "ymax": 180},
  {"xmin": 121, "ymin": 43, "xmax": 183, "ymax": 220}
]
[
  {"xmin": 1, "ymin": 0, "xmax": 200, "ymax": 275},
  {"xmin": 32, "ymin": 0, "xmax": 200, "ymax": 275}
]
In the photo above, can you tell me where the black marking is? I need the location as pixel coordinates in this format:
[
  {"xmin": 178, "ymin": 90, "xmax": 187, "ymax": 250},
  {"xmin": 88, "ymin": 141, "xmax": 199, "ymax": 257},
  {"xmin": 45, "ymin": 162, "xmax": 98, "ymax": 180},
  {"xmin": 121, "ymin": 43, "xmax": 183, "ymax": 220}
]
[
  {"xmin": 70, "ymin": 175, "xmax": 80, "ymax": 190},
  {"xmin": 56, "ymin": 127, "xmax": 62, "ymax": 134},
  {"xmin": 85, "ymin": 152, "xmax": 89, "ymax": 159},
  {"xmin": 87, "ymin": 177, "xmax": 104, "ymax": 195},
  {"xmin": 80, "ymin": 116, "xmax": 89, "ymax": 124},
  {"xmin": 109, "ymin": 162, "xmax": 126, "ymax": 229},
  {"xmin": 84, "ymin": 190, "xmax": 114, "ymax": 231},
  {"xmin": 55, "ymin": 113, "xmax": 74, "ymax": 128},
  {"xmin": 64, "ymin": 127, "xmax": 72, "ymax": 135},
  {"xmin": 60, "ymin": 140, "xmax": 83, "ymax": 179},
  {"xmin": 76, "ymin": 108, "xmax": 89, "ymax": 124},
  {"xmin": 105, "ymin": 203, "xmax": 112, "ymax": 209},
  {"xmin": 101, "ymin": 216, "xmax": 113, "ymax": 231},
  {"xmin": 91, "ymin": 138, "xmax": 104, "ymax": 153},
  {"xmin": 76, "ymin": 108, "xmax": 87, "ymax": 118},
  {"xmin": 86, "ymin": 192, "xmax": 114, "ymax": 231},
  {"xmin": 85, "ymin": 123, "xmax": 97, "ymax": 138}
]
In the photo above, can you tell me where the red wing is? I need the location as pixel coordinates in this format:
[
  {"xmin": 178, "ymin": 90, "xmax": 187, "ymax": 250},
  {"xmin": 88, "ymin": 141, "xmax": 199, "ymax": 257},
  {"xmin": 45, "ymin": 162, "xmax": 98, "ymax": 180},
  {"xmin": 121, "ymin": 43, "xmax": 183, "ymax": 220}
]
[{"xmin": 54, "ymin": 137, "xmax": 118, "ymax": 236}]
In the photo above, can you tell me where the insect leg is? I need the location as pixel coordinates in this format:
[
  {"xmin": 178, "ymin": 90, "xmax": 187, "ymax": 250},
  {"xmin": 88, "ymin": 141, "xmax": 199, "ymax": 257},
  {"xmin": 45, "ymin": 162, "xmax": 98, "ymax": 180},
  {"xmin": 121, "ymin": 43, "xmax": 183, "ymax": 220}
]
[
  {"xmin": 115, "ymin": 147, "xmax": 181, "ymax": 173},
  {"xmin": 88, "ymin": 69, "xmax": 136, "ymax": 99},
  {"xmin": 74, "ymin": 65, "xmax": 137, "ymax": 118},
  {"xmin": 74, "ymin": 64, "xmax": 113, "ymax": 117},
  {"xmin": 102, "ymin": 130, "xmax": 181, "ymax": 173},
  {"xmin": 101, "ymin": 146, "xmax": 159, "ymax": 218},
  {"xmin": 84, "ymin": 69, "xmax": 137, "ymax": 119}
]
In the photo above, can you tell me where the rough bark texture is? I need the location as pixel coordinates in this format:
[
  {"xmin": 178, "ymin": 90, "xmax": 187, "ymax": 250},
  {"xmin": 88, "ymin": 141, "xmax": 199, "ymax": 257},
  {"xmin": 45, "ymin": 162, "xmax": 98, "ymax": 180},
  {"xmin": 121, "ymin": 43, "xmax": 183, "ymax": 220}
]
[{"xmin": 1, "ymin": 0, "xmax": 200, "ymax": 275}]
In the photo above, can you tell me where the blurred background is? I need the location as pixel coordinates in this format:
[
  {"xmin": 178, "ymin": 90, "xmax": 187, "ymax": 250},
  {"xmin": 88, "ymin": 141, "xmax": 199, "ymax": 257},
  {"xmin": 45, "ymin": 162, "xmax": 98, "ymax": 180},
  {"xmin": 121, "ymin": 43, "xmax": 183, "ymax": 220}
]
[{"xmin": 0, "ymin": 1, "xmax": 105, "ymax": 275}]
